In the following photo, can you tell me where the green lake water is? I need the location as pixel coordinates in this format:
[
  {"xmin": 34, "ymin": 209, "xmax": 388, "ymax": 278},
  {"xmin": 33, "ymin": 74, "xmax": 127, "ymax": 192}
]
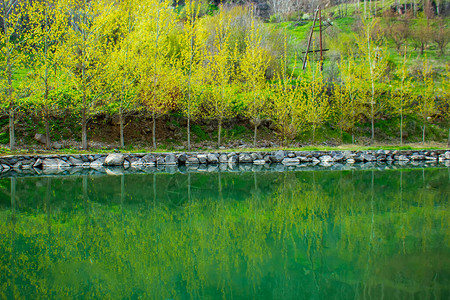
[{"xmin": 0, "ymin": 167, "xmax": 449, "ymax": 299}]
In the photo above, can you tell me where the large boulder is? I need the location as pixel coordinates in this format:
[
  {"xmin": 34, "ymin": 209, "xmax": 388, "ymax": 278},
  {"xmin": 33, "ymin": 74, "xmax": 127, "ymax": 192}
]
[{"xmin": 104, "ymin": 153, "xmax": 124, "ymax": 166}]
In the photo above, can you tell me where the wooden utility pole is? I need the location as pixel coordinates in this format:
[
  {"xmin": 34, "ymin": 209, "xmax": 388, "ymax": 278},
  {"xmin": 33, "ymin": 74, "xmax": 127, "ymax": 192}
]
[
  {"xmin": 319, "ymin": 7, "xmax": 323, "ymax": 71},
  {"xmin": 302, "ymin": 7, "xmax": 328, "ymax": 71},
  {"xmin": 302, "ymin": 8, "xmax": 319, "ymax": 70}
]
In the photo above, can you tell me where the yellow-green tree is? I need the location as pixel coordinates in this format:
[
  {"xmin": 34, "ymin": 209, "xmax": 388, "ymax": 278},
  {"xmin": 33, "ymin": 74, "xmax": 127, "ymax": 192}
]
[
  {"xmin": 271, "ymin": 35, "xmax": 303, "ymax": 145},
  {"xmin": 0, "ymin": 0, "xmax": 26, "ymax": 149},
  {"xmin": 442, "ymin": 66, "xmax": 450, "ymax": 146},
  {"xmin": 389, "ymin": 51, "xmax": 414, "ymax": 145},
  {"xmin": 104, "ymin": 0, "xmax": 142, "ymax": 148},
  {"xmin": 205, "ymin": 5, "xmax": 237, "ymax": 148},
  {"xmin": 240, "ymin": 6, "xmax": 269, "ymax": 148},
  {"xmin": 136, "ymin": 0, "xmax": 178, "ymax": 149},
  {"xmin": 62, "ymin": 0, "xmax": 113, "ymax": 150},
  {"xmin": 302, "ymin": 62, "xmax": 329, "ymax": 144},
  {"xmin": 26, "ymin": 0, "xmax": 68, "ymax": 149},
  {"xmin": 417, "ymin": 58, "xmax": 437, "ymax": 144},
  {"xmin": 356, "ymin": 18, "xmax": 387, "ymax": 143},
  {"xmin": 178, "ymin": 0, "xmax": 207, "ymax": 151},
  {"xmin": 333, "ymin": 55, "xmax": 362, "ymax": 143}
]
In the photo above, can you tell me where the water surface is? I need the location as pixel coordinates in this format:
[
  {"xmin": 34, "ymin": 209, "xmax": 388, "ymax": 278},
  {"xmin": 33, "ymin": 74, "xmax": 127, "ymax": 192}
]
[{"xmin": 0, "ymin": 167, "xmax": 449, "ymax": 299}]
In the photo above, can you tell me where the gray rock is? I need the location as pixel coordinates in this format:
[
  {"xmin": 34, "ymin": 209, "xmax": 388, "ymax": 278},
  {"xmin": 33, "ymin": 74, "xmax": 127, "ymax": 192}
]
[
  {"xmin": 52, "ymin": 141, "xmax": 63, "ymax": 149},
  {"xmin": 34, "ymin": 133, "xmax": 47, "ymax": 144},
  {"xmin": 130, "ymin": 158, "xmax": 144, "ymax": 166},
  {"xmin": 281, "ymin": 158, "xmax": 300, "ymax": 165},
  {"xmin": 239, "ymin": 153, "xmax": 253, "ymax": 163},
  {"xmin": 227, "ymin": 152, "xmax": 236, "ymax": 158},
  {"xmin": 186, "ymin": 157, "xmax": 200, "ymax": 165},
  {"xmin": 253, "ymin": 159, "xmax": 266, "ymax": 165},
  {"xmin": 320, "ymin": 155, "xmax": 333, "ymax": 162},
  {"xmin": 207, "ymin": 153, "xmax": 219, "ymax": 164},
  {"xmin": 343, "ymin": 151, "xmax": 353, "ymax": 159},
  {"xmin": 270, "ymin": 150, "xmax": 285, "ymax": 163},
  {"xmin": 219, "ymin": 154, "xmax": 228, "ymax": 163},
  {"xmin": 90, "ymin": 157, "xmax": 106, "ymax": 167},
  {"xmin": 395, "ymin": 155, "xmax": 409, "ymax": 161},
  {"xmin": 410, "ymin": 154, "xmax": 425, "ymax": 161},
  {"xmin": 156, "ymin": 157, "xmax": 165, "ymax": 165},
  {"xmin": 228, "ymin": 155, "xmax": 238, "ymax": 164},
  {"xmin": 1, "ymin": 164, "xmax": 10, "ymax": 171},
  {"xmin": 68, "ymin": 157, "xmax": 84, "ymax": 166},
  {"xmin": 425, "ymin": 156, "xmax": 437, "ymax": 161},
  {"xmin": 123, "ymin": 160, "xmax": 130, "ymax": 169},
  {"xmin": 376, "ymin": 155, "xmax": 387, "ymax": 161},
  {"xmin": 197, "ymin": 154, "xmax": 208, "ymax": 164},
  {"xmin": 362, "ymin": 153, "xmax": 375, "ymax": 162},
  {"xmin": 445, "ymin": 151, "xmax": 450, "ymax": 160},
  {"xmin": 177, "ymin": 153, "xmax": 187, "ymax": 164},
  {"xmin": 42, "ymin": 158, "xmax": 70, "ymax": 168},
  {"xmin": 333, "ymin": 153, "xmax": 345, "ymax": 162},
  {"xmin": 22, "ymin": 164, "xmax": 33, "ymax": 170},
  {"xmin": 104, "ymin": 153, "xmax": 125, "ymax": 166},
  {"xmin": 142, "ymin": 154, "xmax": 156, "ymax": 163},
  {"xmin": 164, "ymin": 154, "xmax": 177, "ymax": 165},
  {"xmin": 311, "ymin": 157, "xmax": 320, "ymax": 165},
  {"xmin": 250, "ymin": 152, "xmax": 261, "ymax": 161},
  {"xmin": 12, "ymin": 161, "xmax": 22, "ymax": 169}
]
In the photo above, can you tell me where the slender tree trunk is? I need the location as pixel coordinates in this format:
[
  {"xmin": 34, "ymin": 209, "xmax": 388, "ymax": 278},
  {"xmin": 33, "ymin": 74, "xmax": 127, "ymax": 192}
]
[
  {"xmin": 119, "ymin": 110, "xmax": 124, "ymax": 148},
  {"xmin": 400, "ymin": 113, "xmax": 403, "ymax": 145},
  {"xmin": 371, "ymin": 94, "xmax": 375, "ymax": 142},
  {"xmin": 217, "ymin": 118, "xmax": 222, "ymax": 149},
  {"xmin": 152, "ymin": 111, "xmax": 156, "ymax": 149},
  {"xmin": 9, "ymin": 107, "xmax": 15, "ymax": 150},
  {"xmin": 422, "ymin": 120, "xmax": 426, "ymax": 145},
  {"xmin": 187, "ymin": 116, "xmax": 191, "ymax": 151},
  {"xmin": 253, "ymin": 123, "xmax": 258, "ymax": 148},
  {"xmin": 82, "ymin": 107, "xmax": 87, "ymax": 150},
  {"xmin": 312, "ymin": 125, "xmax": 316, "ymax": 144},
  {"xmin": 45, "ymin": 114, "xmax": 51, "ymax": 150},
  {"xmin": 364, "ymin": 0, "xmax": 367, "ymax": 18},
  {"xmin": 7, "ymin": 56, "xmax": 15, "ymax": 150}
]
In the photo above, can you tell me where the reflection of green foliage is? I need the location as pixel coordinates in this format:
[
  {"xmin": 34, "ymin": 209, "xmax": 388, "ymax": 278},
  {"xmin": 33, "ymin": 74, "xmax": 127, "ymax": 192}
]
[{"xmin": 0, "ymin": 168, "xmax": 449, "ymax": 299}]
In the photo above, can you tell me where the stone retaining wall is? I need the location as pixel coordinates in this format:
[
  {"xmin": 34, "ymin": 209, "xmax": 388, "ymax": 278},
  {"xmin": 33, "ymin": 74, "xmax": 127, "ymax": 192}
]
[{"xmin": 1, "ymin": 149, "xmax": 449, "ymax": 173}]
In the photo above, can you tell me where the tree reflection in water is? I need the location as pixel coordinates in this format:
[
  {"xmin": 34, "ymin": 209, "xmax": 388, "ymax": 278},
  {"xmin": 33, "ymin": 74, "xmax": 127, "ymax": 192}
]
[{"xmin": 0, "ymin": 168, "xmax": 449, "ymax": 299}]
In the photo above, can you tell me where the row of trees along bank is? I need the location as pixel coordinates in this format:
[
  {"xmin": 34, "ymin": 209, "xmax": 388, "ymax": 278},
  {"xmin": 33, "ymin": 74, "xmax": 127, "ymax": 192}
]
[{"xmin": 1, "ymin": 0, "xmax": 449, "ymax": 150}]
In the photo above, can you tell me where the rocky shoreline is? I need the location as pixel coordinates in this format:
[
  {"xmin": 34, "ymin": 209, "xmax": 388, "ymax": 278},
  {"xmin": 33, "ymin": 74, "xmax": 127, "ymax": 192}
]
[{"xmin": 0, "ymin": 149, "xmax": 449, "ymax": 176}]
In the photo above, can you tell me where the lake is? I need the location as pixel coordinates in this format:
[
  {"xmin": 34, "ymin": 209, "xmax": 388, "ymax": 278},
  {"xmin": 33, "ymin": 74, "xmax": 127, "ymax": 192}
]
[{"xmin": 0, "ymin": 166, "xmax": 449, "ymax": 299}]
